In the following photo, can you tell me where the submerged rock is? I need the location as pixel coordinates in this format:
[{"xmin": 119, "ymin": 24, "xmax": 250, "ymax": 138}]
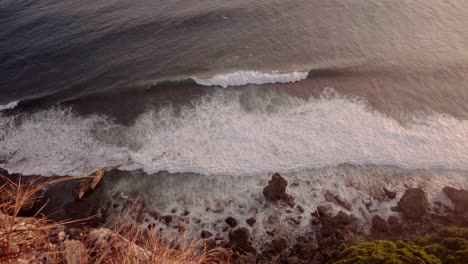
[
  {"xmin": 246, "ymin": 217, "xmax": 256, "ymax": 227},
  {"xmin": 225, "ymin": 217, "xmax": 238, "ymax": 228},
  {"xmin": 398, "ymin": 188, "xmax": 428, "ymax": 221},
  {"xmin": 324, "ymin": 191, "xmax": 352, "ymax": 210},
  {"xmin": 383, "ymin": 188, "xmax": 397, "ymax": 199}
]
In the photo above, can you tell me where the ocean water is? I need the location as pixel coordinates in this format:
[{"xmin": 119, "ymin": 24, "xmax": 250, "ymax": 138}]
[{"xmin": 1, "ymin": 1, "xmax": 468, "ymax": 232}]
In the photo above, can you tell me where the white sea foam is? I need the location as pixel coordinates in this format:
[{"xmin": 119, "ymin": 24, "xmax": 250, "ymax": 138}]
[
  {"xmin": 128, "ymin": 90, "xmax": 468, "ymax": 176},
  {"xmin": 192, "ymin": 70, "xmax": 309, "ymax": 88},
  {"xmin": 1, "ymin": 89, "xmax": 468, "ymax": 176},
  {"xmin": 0, "ymin": 108, "xmax": 131, "ymax": 176},
  {"xmin": 0, "ymin": 101, "xmax": 19, "ymax": 111},
  {"xmin": 105, "ymin": 165, "xmax": 468, "ymax": 247}
]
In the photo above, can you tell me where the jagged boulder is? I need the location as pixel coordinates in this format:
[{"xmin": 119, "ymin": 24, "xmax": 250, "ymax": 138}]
[
  {"xmin": 225, "ymin": 217, "xmax": 238, "ymax": 228},
  {"xmin": 317, "ymin": 205, "xmax": 332, "ymax": 219},
  {"xmin": 443, "ymin": 187, "xmax": 468, "ymax": 214},
  {"xmin": 263, "ymin": 173, "xmax": 295, "ymax": 207},
  {"xmin": 228, "ymin": 228, "xmax": 256, "ymax": 254},
  {"xmin": 263, "ymin": 173, "xmax": 288, "ymax": 201},
  {"xmin": 398, "ymin": 188, "xmax": 428, "ymax": 221},
  {"xmin": 73, "ymin": 168, "xmax": 106, "ymax": 200},
  {"xmin": 372, "ymin": 215, "xmax": 389, "ymax": 233},
  {"xmin": 246, "ymin": 217, "xmax": 256, "ymax": 227},
  {"xmin": 334, "ymin": 211, "xmax": 354, "ymax": 225}
]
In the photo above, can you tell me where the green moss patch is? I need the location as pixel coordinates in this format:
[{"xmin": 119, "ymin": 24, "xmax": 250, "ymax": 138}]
[{"xmin": 334, "ymin": 228, "xmax": 468, "ymax": 264}]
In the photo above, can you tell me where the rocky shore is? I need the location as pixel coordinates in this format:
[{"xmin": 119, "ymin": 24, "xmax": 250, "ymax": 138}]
[{"xmin": 1, "ymin": 167, "xmax": 467, "ymax": 263}]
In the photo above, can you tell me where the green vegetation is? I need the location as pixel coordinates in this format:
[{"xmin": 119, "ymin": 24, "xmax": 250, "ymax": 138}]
[{"xmin": 334, "ymin": 228, "xmax": 468, "ymax": 264}]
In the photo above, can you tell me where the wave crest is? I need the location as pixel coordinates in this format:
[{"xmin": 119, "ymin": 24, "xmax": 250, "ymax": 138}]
[
  {"xmin": 192, "ymin": 70, "xmax": 309, "ymax": 88},
  {"xmin": 0, "ymin": 101, "xmax": 19, "ymax": 112}
]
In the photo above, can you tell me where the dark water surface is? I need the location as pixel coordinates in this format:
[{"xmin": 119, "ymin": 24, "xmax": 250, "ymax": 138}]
[{"xmin": 1, "ymin": 0, "xmax": 467, "ymax": 107}]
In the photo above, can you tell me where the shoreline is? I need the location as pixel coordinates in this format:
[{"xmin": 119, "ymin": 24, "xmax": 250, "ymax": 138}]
[{"xmin": 1, "ymin": 166, "xmax": 467, "ymax": 263}]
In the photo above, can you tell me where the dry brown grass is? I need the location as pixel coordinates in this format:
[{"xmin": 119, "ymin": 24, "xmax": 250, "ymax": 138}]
[{"xmin": 0, "ymin": 174, "xmax": 230, "ymax": 263}]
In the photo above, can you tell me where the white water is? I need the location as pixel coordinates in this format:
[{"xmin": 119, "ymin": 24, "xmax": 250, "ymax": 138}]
[
  {"xmin": 0, "ymin": 101, "xmax": 19, "ymax": 112},
  {"xmin": 0, "ymin": 89, "xmax": 467, "ymax": 176},
  {"xmin": 192, "ymin": 70, "xmax": 309, "ymax": 88},
  {"xmin": 108, "ymin": 165, "xmax": 468, "ymax": 247}
]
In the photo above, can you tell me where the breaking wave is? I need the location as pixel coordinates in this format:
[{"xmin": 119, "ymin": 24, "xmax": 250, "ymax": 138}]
[
  {"xmin": 192, "ymin": 70, "xmax": 309, "ymax": 88},
  {"xmin": 0, "ymin": 101, "xmax": 19, "ymax": 112},
  {"xmin": 1, "ymin": 89, "xmax": 467, "ymax": 176}
]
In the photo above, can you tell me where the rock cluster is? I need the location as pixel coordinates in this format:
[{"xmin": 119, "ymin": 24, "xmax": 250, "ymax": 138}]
[{"xmin": 2, "ymin": 167, "xmax": 468, "ymax": 264}]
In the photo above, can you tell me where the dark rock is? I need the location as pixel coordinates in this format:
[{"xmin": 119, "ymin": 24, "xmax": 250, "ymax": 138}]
[
  {"xmin": 311, "ymin": 218, "xmax": 321, "ymax": 225},
  {"xmin": 225, "ymin": 217, "xmax": 238, "ymax": 228},
  {"xmin": 162, "ymin": 215, "xmax": 173, "ymax": 225},
  {"xmin": 334, "ymin": 211, "xmax": 353, "ymax": 225},
  {"xmin": 388, "ymin": 216, "xmax": 399, "ymax": 225},
  {"xmin": 228, "ymin": 228, "xmax": 256, "ymax": 254},
  {"xmin": 0, "ymin": 167, "xmax": 9, "ymax": 177},
  {"xmin": 443, "ymin": 187, "xmax": 468, "ymax": 214},
  {"xmin": 391, "ymin": 206, "xmax": 401, "ymax": 212},
  {"xmin": 73, "ymin": 168, "xmax": 106, "ymax": 200},
  {"xmin": 292, "ymin": 242, "xmax": 318, "ymax": 260},
  {"xmin": 287, "ymin": 256, "xmax": 299, "ymax": 264},
  {"xmin": 246, "ymin": 217, "xmax": 256, "ymax": 227},
  {"xmin": 389, "ymin": 223, "xmax": 404, "ymax": 235},
  {"xmin": 296, "ymin": 205, "xmax": 305, "ymax": 213},
  {"xmin": 372, "ymin": 215, "xmax": 389, "ymax": 233},
  {"xmin": 205, "ymin": 239, "xmax": 217, "ymax": 250},
  {"xmin": 398, "ymin": 188, "xmax": 428, "ymax": 220},
  {"xmin": 182, "ymin": 210, "xmax": 190, "ymax": 216},
  {"xmin": 324, "ymin": 191, "xmax": 352, "ymax": 210},
  {"xmin": 383, "ymin": 188, "xmax": 397, "ymax": 199},
  {"xmin": 284, "ymin": 194, "xmax": 296, "ymax": 207},
  {"xmin": 263, "ymin": 173, "xmax": 288, "ymax": 201},
  {"xmin": 201, "ymin": 230, "xmax": 213, "ymax": 239},
  {"xmin": 316, "ymin": 205, "xmax": 332, "ymax": 219},
  {"xmin": 148, "ymin": 210, "xmax": 160, "ymax": 220},
  {"xmin": 271, "ymin": 238, "xmax": 288, "ymax": 252},
  {"xmin": 233, "ymin": 253, "xmax": 256, "ymax": 264},
  {"xmin": 287, "ymin": 217, "xmax": 301, "ymax": 226}
]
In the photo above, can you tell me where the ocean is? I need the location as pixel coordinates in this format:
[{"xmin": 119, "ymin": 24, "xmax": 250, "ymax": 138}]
[{"xmin": 1, "ymin": 0, "xmax": 468, "ymax": 234}]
